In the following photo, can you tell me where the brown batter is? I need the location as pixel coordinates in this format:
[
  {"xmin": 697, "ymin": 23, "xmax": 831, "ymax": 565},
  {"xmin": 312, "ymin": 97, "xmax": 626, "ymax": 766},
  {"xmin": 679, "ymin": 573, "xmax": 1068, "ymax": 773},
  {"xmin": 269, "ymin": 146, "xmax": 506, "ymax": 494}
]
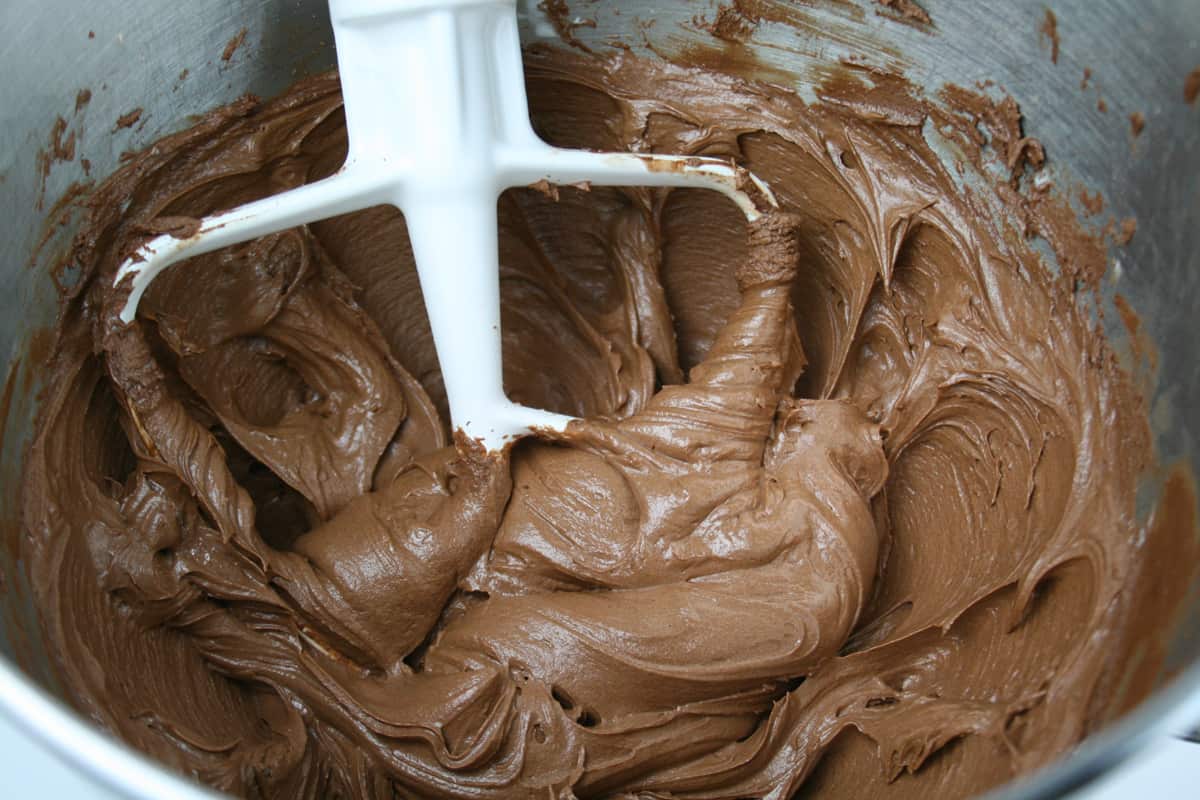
[{"xmin": 21, "ymin": 45, "xmax": 1182, "ymax": 799}]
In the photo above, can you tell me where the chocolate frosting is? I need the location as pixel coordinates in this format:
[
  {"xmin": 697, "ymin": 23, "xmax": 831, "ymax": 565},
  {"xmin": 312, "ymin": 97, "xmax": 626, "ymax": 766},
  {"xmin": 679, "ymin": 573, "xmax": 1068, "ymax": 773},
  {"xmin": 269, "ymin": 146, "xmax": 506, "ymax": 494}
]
[{"xmin": 22, "ymin": 47, "xmax": 1177, "ymax": 799}]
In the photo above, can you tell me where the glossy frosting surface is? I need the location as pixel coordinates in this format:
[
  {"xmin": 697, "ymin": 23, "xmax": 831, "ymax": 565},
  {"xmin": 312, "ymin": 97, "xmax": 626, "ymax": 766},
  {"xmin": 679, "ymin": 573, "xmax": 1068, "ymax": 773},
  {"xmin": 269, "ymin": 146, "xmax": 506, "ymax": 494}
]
[{"xmin": 21, "ymin": 47, "xmax": 1179, "ymax": 799}]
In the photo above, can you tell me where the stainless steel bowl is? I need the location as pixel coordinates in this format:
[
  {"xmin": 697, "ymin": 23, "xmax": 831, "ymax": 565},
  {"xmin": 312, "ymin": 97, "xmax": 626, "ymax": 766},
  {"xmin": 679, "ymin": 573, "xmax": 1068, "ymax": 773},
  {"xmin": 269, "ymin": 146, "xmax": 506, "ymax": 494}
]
[{"xmin": 1, "ymin": 0, "xmax": 1198, "ymax": 797}]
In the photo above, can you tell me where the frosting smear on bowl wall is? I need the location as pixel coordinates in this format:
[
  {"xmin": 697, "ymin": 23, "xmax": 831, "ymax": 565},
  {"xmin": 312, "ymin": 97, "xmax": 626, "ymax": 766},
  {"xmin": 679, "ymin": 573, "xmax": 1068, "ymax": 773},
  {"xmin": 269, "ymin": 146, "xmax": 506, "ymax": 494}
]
[{"xmin": 20, "ymin": 36, "xmax": 1195, "ymax": 800}]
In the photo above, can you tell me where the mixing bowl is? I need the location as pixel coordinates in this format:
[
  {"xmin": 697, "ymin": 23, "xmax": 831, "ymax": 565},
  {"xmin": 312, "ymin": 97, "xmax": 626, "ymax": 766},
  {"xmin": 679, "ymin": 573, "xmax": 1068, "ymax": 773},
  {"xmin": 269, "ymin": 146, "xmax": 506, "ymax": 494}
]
[{"xmin": 1, "ymin": 0, "xmax": 1197, "ymax": 797}]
